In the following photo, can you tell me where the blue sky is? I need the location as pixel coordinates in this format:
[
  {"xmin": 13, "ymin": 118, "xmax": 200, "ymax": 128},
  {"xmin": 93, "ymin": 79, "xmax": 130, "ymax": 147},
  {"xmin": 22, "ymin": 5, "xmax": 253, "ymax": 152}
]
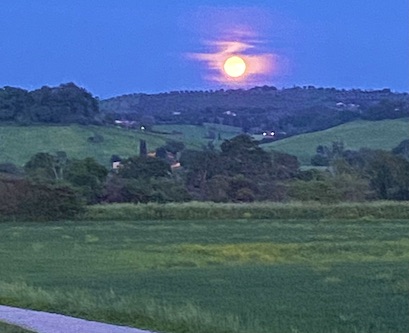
[{"xmin": 0, "ymin": 0, "xmax": 407, "ymax": 98}]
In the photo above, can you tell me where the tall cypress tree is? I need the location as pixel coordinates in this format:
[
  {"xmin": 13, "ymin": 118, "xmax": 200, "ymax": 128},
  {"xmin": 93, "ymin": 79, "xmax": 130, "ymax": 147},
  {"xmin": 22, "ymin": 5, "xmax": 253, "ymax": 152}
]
[{"xmin": 139, "ymin": 139, "xmax": 147, "ymax": 157}]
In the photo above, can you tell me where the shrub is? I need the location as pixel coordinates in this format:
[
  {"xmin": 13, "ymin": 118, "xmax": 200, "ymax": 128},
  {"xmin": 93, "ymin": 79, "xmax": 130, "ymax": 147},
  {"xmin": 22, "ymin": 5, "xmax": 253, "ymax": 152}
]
[{"xmin": 0, "ymin": 177, "xmax": 83, "ymax": 221}]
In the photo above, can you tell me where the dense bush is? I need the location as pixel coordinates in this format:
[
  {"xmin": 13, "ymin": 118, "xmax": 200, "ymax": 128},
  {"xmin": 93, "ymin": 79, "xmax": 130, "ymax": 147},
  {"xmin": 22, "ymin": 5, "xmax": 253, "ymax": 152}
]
[{"xmin": 0, "ymin": 176, "xmax": 83, "ymax": 221}]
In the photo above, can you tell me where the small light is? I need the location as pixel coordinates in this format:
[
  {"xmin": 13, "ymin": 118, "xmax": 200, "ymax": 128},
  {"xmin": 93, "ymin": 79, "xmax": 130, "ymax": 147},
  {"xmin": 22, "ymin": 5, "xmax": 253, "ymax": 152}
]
[
  {"xmin": 262, "ymin": 132, "xmax": 267, "ymax": 136},
  {"xmin": 270, "ymin": 131, "xmax": 275, "ymax": 136},
  {"xmin": 141, "ymin": 126, "xmax": 145, "ymax": 130}
]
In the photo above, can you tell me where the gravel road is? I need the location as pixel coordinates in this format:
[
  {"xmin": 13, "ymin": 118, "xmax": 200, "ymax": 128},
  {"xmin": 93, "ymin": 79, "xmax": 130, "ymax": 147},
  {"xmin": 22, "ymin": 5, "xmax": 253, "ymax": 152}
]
[{"xmin": 0, "ymin": 305, "xmax": 157, "ymax": 333}]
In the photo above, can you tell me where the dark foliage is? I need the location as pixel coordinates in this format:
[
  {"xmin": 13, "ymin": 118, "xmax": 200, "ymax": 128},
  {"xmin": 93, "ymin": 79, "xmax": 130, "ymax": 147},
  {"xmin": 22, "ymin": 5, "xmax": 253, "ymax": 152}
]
[
  {"xmin": 392, "ymin": 139, "xmax": 409, "ymax": 160},
  {"xmin": 139, "ymin": 139, "xmax": 147, "ymax": 157},
  {"xmin": 118, "ymin": 156, "xmax": 171, "ymax": 179},
  {"xmin": 0, "ymin": 176, "xmax": 83, "ymax": 220},
  {"xmin": 65, "ymin": 158, "xmax": 108, "ymax": 204},
  {"xmin": 0, "ymin": 83, "xmax": 100, "ymax": 125}
]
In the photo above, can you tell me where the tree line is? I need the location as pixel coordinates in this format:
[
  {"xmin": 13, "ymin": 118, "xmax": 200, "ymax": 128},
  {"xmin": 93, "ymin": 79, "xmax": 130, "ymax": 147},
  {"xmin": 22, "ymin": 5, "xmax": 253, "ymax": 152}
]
[
  {"xmin": 0, "ymin": 134, "xmax": 408, "ymax": 220},
  {"xmin": 0, "ymin": 83, "xmax": 100, "ymax": 125}
]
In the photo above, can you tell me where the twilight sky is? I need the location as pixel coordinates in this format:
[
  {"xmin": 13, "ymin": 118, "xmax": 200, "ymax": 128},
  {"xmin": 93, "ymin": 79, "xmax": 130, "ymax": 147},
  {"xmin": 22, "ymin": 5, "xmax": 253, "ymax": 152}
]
[{"xmin": 0, "ymin": 0, "xmax": 408, "ymax": 98}]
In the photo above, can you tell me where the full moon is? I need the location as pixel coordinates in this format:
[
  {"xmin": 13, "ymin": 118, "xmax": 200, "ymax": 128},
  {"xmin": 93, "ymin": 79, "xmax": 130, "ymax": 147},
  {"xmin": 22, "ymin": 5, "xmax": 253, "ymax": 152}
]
[{"xmin": 223, "ymin": 55, "xmax": 247, "ymax": 78}]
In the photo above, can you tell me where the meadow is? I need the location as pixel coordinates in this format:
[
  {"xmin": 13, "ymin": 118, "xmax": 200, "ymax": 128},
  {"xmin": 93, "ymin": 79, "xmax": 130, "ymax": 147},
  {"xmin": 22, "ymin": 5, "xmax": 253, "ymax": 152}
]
[
  {"xmin": 0, "ymin": 118, "xmax": 407, "ymax": 168},
  {"xmin": 263, "ymin": 118, "xmax": 409, "ymax": 164},
  {"xmin": 0, "ymin": 123, "xmax": 240, "ymax": 167},
  {"xmin": 0, "ymin": 213, "xmax": 408, "ymax": 333}
]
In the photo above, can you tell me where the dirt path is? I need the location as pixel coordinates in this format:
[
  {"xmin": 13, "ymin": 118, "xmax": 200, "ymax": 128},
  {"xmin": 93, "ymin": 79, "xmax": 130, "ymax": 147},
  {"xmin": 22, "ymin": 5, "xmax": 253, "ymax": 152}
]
[{"xmin": 0, "ymin": 305, "xmax": 157, "ymax": 333}]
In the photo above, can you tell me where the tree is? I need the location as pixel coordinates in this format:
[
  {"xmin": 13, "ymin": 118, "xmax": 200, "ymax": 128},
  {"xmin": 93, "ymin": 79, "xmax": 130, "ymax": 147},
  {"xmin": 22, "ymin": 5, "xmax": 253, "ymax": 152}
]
[
  {"xmin": 155, "ymin": 147, "xmax": 167, "ymax": 160},
  {"xmin": 118, "ymin": 156, "xmax": 171, "ymax": 179},
  {"xmin": 180, "ymin": 149, "xmax": 220, "ymax": 191},
  {"xmin": 65, "ymin": 157, "xmax": 108, "ymax": 203},
  {"xmin": 0, "ymin": 87, "xmax": 32, "ymax": 123},
  {"xmin": 340, "ymin": 148, "xmax": 409, "ymax": 200},
  {"xmin": 392, "ymin": 139, "xmax": 409, "ymax": 160},
  {"xmin": 363, "ymin": 150, "xmax": 409, "ymax": 200},
  {"xmin": 110, "ymin": 154, "xmax": 122, "ymax": 164},
  {"xmin": 139, "ymin": 139, "xmax": 147, "ymax": 157},
  {"xmin": 0, "ymin": 83, "xmax": 100, "ymax": 125},
  {"xmin": 205, "ymin": 175, "xmax": 230, "ymax": 202},
  {"xmin": 311, "ymin": 141, "xmax": 344, "ymax": 166},
  {"xmin": 0, "ymin": 176, "xmax": 83, "ymax": 220},
  {"xmin": 103, "ymin": 174, "xmax": 190, "ymax": 204},
  {"xmin": 164, "ymin": 140, "xmax": 185, "ymax": 154},
  {"xmin": 226, "ymin": 175, "xmax": 258, "ymax": 202},
  {"xmin": 271, "ymin": 151, "xmax": 299, "ymax": 180},
  {"xmin": 24, "ymin": 152, "xmax": 67, "ymax": 181},
  {"xmin": 220, "ymin": 134, "xmax": 272, "ymax": 179}
]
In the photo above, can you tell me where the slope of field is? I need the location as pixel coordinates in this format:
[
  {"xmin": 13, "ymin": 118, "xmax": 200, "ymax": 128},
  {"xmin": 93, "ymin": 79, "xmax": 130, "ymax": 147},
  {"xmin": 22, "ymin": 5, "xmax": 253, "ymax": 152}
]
[
  {"xmin": 0, "ymin": 125, "xmax": 168, "ymax": 167},
  {"xmin": 153, "ymin": 123, "xmax": 242, "ymax": 148},
  {"xmin": 0, "ymin": 217, "xmax": 408, "ymax": 333},
  {"xmin": 0, "ymin": 123, "xmax": 240, "ymax": 167},
  {"xmin": 263, "ymin": 118, "xmax": 409, "ymax": 165}
]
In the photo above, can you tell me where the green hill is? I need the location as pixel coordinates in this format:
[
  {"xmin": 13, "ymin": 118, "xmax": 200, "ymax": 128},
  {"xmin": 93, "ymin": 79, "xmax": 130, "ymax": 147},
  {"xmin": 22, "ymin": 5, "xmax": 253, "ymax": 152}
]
[
  {"xmin": 153, "ymin": 123, "xmax": 242, "ymax": 148},
  {"xmin": 0, "ymin": 125, "xmax": 168, "ymax": 167},
  {"xmin": 262, "ymin": 118, "xmax": 409, "ymax": 165},
  {"xmin": 1, "ymin": 119, "xmax": 406, "ymax": 168},
  {"xmin": 0, "ymin": 123, "xmax": 242, "ymax": 167}
]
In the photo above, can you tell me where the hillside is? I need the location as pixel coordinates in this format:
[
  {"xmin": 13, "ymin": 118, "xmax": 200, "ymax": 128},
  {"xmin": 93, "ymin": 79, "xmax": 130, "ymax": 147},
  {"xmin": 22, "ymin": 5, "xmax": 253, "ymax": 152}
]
[
  {"xmin": 0, "ymin": 125, "xmax": 166, "ymax": 167},
  {"xmin": 1, "ymin": 83, "xmax": 407, "ymax": 141},
  {"xmin": 262, "ymin": 118, "xmax": 409, "ymax": 165},
  {"xmin": 101, "ymin": 86, "xmax": 408, "ymax": 136},
  {"xmin": 1, "ymin": 118, "xmax": 406, "ymax": 168},
  {"xmin": 0, "ymin": 123, "xmax": 241, "ymax": 167}
]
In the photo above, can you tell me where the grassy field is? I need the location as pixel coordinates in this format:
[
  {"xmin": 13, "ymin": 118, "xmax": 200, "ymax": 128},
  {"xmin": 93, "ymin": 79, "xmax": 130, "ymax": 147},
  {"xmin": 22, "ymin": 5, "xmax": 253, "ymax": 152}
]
[
  {"xmin": 0, "ymin": 124, "xmax": 169, "ymax": 167},
  {"xmin": 153, "ymin": 123, "xmax": 242, "ymax": 149},
  {"xmin": 263, "ymin": 118, "xmax": 409, "ymax": 164},
  {"xmin": 0, "ymin": 216, "xmax": 408, "ymax": 333},
  {"xmin": 0, "ymin": 119, "xmax": 406, "ymax": 167},
  {"xmin": 0, "ymin": 322, "xmax": 34, "ymax": 333},
  {"xmin": 0, "ymin": 123, "xmax": 241, "ymax": 167}
]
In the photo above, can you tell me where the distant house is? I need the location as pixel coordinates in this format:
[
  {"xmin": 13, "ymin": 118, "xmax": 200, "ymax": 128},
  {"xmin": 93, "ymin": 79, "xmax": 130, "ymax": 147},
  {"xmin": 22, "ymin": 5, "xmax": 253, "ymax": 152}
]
[
  {"xmin": 112, "ymin": 161, "xmax": 121, "ymax": 170},
  {"xmin": 114, "ymin": 120, "xmax": 138, "ymax": 128}
]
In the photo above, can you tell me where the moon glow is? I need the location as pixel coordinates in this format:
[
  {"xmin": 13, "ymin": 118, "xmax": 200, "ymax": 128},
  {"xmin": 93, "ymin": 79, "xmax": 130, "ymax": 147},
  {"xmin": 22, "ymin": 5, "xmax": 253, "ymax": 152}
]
[{"xmin": 223, "ymin": 55, "xmax": 247, "ymax": 78}]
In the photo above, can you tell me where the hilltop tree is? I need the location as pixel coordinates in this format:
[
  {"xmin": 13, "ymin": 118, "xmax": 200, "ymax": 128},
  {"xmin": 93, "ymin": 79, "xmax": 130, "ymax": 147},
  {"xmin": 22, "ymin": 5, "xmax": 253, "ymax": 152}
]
[
  {"xmin": 0, "ymin": 87, "xmax": 32, "ymax": 123},
  {"xmin": 0, "ymin": 83, "xmax": 100, "ymax": 125}
]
